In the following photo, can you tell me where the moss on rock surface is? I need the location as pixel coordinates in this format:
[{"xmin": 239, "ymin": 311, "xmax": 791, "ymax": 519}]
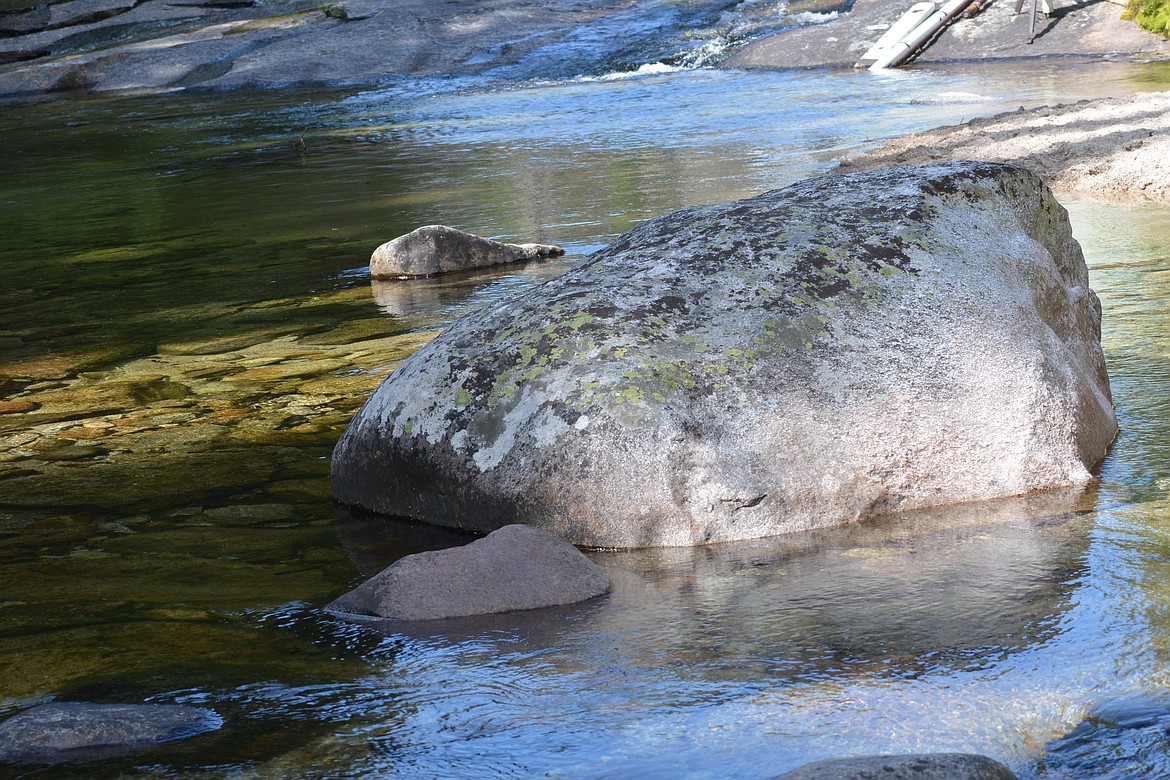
[
  {"xmin": 1126, "ymin": 0, "xmax": 1170, "ymax": 37},
  {"xmin": 332, "ymin": 161, "xmax": 1118, "ymax": 548}
]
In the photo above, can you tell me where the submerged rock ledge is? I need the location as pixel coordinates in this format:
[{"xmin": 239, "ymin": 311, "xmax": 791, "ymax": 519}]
[{"xmin": 332, "ymin": 161, "xmax": 1117, "ymax": 549}]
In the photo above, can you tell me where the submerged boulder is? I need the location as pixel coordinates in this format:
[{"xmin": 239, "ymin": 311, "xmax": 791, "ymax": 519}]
[
  {"xmin": 0, "ymin": 702, "xmax": 221, "ymax": 763},
  {"xmin": 326, "ymin": 524, "xmax": 610, "ymax": 621},
  {"xmin": 772, "ymin": 753, "xmax": 1018, "ymax": 779},
  {"xmin": 370, "ymin": 225, "xmax": 563, "ymax": 278},
  {"xmin": 332, "ymin": 161, "xmax": 1117, "ymax": 548}
]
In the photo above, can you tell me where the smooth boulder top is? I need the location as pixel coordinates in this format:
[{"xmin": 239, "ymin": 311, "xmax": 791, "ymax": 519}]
[
  {"xmin": 772, "ymin": 753, "xmax": 1018, "ymax": 779},
  {"xmin": 0, "ymin": 702, "xmax": 221, "ymax": 762},
  {"xmin": 332, "ymin": 161, "xmax": 1117, "ymax": 548},
  {"xmin": 370, "ymin": 225, "xmax": 563, "ymax": 279},
  {"xmin": 326, "ymin": 523, "xmax": 611, "ymax": 621}
]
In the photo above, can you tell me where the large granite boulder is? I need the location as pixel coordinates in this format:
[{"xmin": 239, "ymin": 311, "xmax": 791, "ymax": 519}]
[
  {"xmin": 326, "ymin": 523, "xmax": 610, "ymax": 621},
  {"xmin": 370, "ymin": 225, "xmax": 563, "ymax": 278},
  {"xmin": 772, "ymin": 753, "xmax": 1018, "ymax": 779},
  {"xmin": 0, "ymin": 702, "xmax": 221, "ymax": 762},
  {"xmin": 332, "ymin": 161, "xmax": 1117, "ymax": 548}
]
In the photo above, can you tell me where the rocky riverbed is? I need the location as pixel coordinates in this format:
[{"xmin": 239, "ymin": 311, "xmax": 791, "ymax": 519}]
[{"xmin": 0, "ymin": 285, "xmax": 435, "ymax": 515}]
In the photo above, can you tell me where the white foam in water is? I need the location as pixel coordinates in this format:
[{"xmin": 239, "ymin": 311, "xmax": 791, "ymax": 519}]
[
  {"xmin": 911, "ymin": 91, "xmax": 993, "ymax": 104},
  {"xmin": 585, "ymin": 62, "xmax": 685, "ymax": 82},
  {"xmin": 784, "ymin": 10, "xmax": 840, "ymax": 24}
]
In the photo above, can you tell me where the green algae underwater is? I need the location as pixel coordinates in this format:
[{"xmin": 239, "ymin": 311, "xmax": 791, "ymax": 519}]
[{"xmin": 3, "ymin": 60, "xmax": 1170, "ymax": 777}]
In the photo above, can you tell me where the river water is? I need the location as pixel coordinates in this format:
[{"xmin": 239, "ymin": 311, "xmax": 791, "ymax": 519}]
[{"xmin": 4, "ymin": 1, "xmax": 1170, "ymax": 776}]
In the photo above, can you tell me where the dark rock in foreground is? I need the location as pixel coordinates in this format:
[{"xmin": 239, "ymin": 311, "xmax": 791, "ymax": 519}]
[
  {"xmin": 326, "ymin": 523, "xmax": 610, "ymax": 621},
  {"xmin": 772, "ymin": 753, "xmax": 1018, "ymax": 779},
  {"xmin": 0, "ymin": 702, "xmax": 221, "ymax": 763},
  {"xmin": 332, "ymin": 161, "xmax": 1117, "ymax": 548},
  {"xmin": 370, "ymin": 225, "xmax": 563, "ymax": 279}
]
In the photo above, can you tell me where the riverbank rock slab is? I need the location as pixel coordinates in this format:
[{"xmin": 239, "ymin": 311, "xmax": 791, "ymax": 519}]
[
  {"xmin": 370, "ymin": 225, "xmax": 563, "ymax": 279},
  {"xmin": 837, "ymin": 90, "xmax": 1170, "ymax": 203},
  {"xmin": 326, "ymin": 523, "xmax": 610, "ymax": 621},
  {"xmin": 772, "ymin": 753, "xmax": 1018, "ymax": 779},
  {"xmin": 725, "ymin": 0, "xmax": 1170, "ymax": 70},
  {"xmin": 332, "ymin": 161, "xmax": 1117, "ymax": 548},
  {"xmin": 0, "ymin": 702, "xmax": 221, "ymax": 762}
]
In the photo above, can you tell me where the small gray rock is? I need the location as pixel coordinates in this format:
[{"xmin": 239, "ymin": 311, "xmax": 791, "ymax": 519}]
[
  {"xmin": 0, "ymin": 702, "xmax": 221, "ymax": 762},
  {"xmin": 369, "ymin": 224, "xmax": 563, "ymax": 278},
  {"xmin": 326, "ymin": 523, "xmax": 610, "ymax": 621},
  {"xmin": 772, "ymin": 753, "xmax": 1018, "ymax": 779}
]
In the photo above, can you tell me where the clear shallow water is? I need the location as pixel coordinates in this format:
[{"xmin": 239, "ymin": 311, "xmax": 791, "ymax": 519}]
[{"xmin": 3, "ymin": 14, "xmax": 1170, "ymax": 778}]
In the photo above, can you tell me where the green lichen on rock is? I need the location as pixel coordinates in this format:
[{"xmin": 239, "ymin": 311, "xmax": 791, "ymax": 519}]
[{"xmin": 400, "ymin": 169, "xmax": 937, "ymax": 434}]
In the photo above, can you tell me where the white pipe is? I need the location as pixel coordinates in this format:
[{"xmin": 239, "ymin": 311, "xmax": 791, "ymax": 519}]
[
  {"xmin": 859, "ymin": 1, "xmax": 936, "ymax": 63},
  {"xmin": 869, "ymin": 0, "xmax": 978, "ymax": 70}
]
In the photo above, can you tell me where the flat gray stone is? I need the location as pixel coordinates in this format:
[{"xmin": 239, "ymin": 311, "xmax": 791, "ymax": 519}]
[
  {"xmin": 326, "ymin": 523, "xmax": 611, "ymax": 621},
  {"xmin": 0, "ymin": 702, "xmax": 222, "ymax": 762},
  {"xmin": 331, "ymin": 161, "xmax": 1117, "ymax": 548},
  {"xmin": 772, "ymin": 753, "xmax": 1018, "ymax": 779}
]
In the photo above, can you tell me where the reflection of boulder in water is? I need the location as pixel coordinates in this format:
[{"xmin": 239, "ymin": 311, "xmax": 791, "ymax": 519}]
[
  {"xmin": 333, "ymin": 504, "xmax": 474, "ymax": 579},
  {"xmin": 335, "ymin": 488, "xmax": 1091, "ymax": 679},
  {"xmin": 588, "ymin": 488, "xmax": 1094, "ymax": 679},
  {"xmin": 369, "ymin": 276, "xmax": 484, "ymax": 317},
  {"xmin": 369, "ymin": 257, "xmax": 573, "ymax": 317}
]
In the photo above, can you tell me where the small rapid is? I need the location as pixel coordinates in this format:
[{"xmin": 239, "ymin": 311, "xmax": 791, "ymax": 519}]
[{"xmin": 477, "ymin": 0, "xmax": 845, "ymax": 83}]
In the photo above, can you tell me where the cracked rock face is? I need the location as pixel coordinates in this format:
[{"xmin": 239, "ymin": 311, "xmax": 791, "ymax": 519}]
[{"xmin": 331, "ymin": 161, "xmax": 1117, "ymax": 548}]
